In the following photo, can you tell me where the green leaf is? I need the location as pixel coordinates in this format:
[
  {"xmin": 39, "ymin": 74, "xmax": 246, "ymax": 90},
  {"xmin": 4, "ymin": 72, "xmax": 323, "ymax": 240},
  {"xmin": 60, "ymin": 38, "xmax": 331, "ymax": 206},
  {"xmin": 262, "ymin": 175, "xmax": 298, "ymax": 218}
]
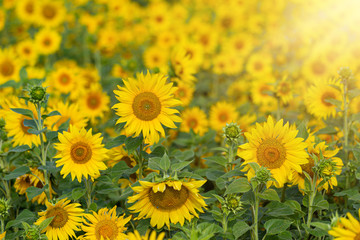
[
  {"xmin": 46, "ymin": 131, "xmax": 58, "ymax": 141},
  {"xmin": 315, "ymin": 126, "xmax": 338, "ymax": 135},
  {"xmin": 177, "ymin": 150, "xmax": 194, "ymax": 161},
  {"xmin": 38, "ymin": 216, "xmax": 54, "ymax": 231},
  {"xmin": 23, "ymin": 119, "xmax": 38, "ymax": 129},
  {"xmin": 225, "ymin": 178, "xmax": 251, "ymax": 195},
  {"xmin": 204, "ymin": 156, "xmax": 228, "ymax": 167},
  {"xmin": 215, "ymin": 177, "xmax": 226, "ymax": 190},
  {"xmin": 72, "ymin": 188, "xmax": 86, "ymax": 201},
  {"xmin": 348, "ymin": 89, "xmax": 360, "ymax": 99},
  {"xmin": 171, "ymin": 161, "xmax": 192, "ymax": 171},
  {"xmin": 11, "ymin": 108, "xmax": 34, "ymax": 118},
  {"xmin": 232, "ymin": 221, "xmax": 250, "ymax": 239},
  {"xmin": 26, "ymin": 186, "xmax": 45, "ymax": 201},
  {"xmin": 297, "ymin": 122, "xmax": 309, "ymax": 140},
  {"xmin": 8, "ymin": 145, "xmax": 30, "ymax": 153},
  {"xmin": 302, "ymin": 223, "xmax": 327, "ymax": 237},
  {"xmin": 42, "ymin": 110, "xmax": 61, "ymax": 119},
  {"xmin": 89, "ymin": 202, "xmax": 97, "ymax": 212},
  {"xmin": 148, "ymin": 157, "xmax": 162, "ymax": 171},
  {"xmin": 324, "ymin": 98, "xmax": 342, "ymax": 108},
  {"xmin": 28, "ymin": 127, "xmax": 47, "ymax": 135},
  {"xmin": 6, "ymin": 210, "xmax": 36, "ymax": 229},
  {"xmin": 310, "ymin": 222, "xmax": 330, "ymax": 232},
  {"xmin": 19, "ymin": 67, "xmax": 28, "ymax": 80},
  {"xmin": 111, "ymin": 161, "xmax": 130, "ymax": 177},
  {"xmin": 248, "ymin": 162, "xmax": 260, "ymax": 171},
  {"xmin": 149, "ymin": 146, "xmax": 166, "ymax": 158},
  {"xmin": 265, "ymin": 201, "xmax": 294, "ymax": 217},
  {"xmin": 125, "ymin": 136, "xmax": 142, "ymax": 153},
  {"xmin": 160, "ymin": 153, "xmax": 170, "ymax": 172},
  {"xmin": 38, "ymin": 161, "xmax": 59, "ymax": 175},
  {"xmin": 105, "ymin": 135, "xmax": 126, "ymax": 149},
  {"xmin": 313, "ymin": 195, "xmax": 329, "ymax": 210},
  {"xmin": 260, "ymin": 189, "xmax": 280, "ymax": 202},
  {"xmin": 4, "ymin": 166, "xmax": 30, "ymax": 180},
  {"xmin": 264, "ymin": 219, "xmax": 292, "ymax": 235}
]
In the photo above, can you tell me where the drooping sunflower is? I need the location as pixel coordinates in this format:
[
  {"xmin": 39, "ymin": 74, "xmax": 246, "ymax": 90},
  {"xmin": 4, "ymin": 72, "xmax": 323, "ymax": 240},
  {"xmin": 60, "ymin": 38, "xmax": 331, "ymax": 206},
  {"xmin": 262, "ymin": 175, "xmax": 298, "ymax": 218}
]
[
  {"xmin": 35, "ymin": 28, "xmax": 62, "ymax": 55},
  {"xmin": 304, "ymin": 78, "xmax": 342, "ymax": 119},
  {"xmin": 0, "ymin": 48, "xmax": 22, "ymax": 84},
  {"xmin": 239, "ymin": 116, "xmax": 308, "ymax": 188},
  {"xmin": 54, "ymin": 125, "xmax": 108, "ymax": 182},
  {"xmin": 291, "ymin": 141, "xmax": 343, "ymax": 192},
  {"xmin": 46, "ymin": 101, "xmax": 88, "ymax": 131},
  {"xmin": 128, "ymin": 179, "xmax": 207, "ymax": 229},
  {"xmin": 329, "ymin": 209, "xmax": 360, "ymax": 240},
  {"xmin": 77, "ymin": 84, "xmax": 110, "ymax": 124},
  {"xmin": 180, "ymin": 107, "xmax": 208, "ymax": 136},
  {"xmin": 14, "ymin": 167, "xmax": 55, "ymax": 205},
  {"xmin": 81, "ymin": 206, "xmax": 131, "ymax": 240},
  {"xmin": 126, "ymin": 230, "xmax": 165, "ymax": 240},
  {"xmin": 209, "ymin": 101, "xmax": 239, "ymax": 132},
  {"xmin": 113, "ymin": 71, "xmax": 182, "ymax": 145},
  {"xmin": 35, "ymin": 198, "xmax": 84, "ymax": 240}
]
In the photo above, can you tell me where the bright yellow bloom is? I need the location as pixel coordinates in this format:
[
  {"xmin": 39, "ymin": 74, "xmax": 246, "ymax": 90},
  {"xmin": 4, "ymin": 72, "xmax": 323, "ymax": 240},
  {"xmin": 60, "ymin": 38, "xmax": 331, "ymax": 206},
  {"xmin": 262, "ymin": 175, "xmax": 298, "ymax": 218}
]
[
  {"xmin": 113, "ymin": 71, "xmax": 182, "ymax": 145},
  {"xmin": 0, "ymin": 48, "xmax": 22, "ymax": 84},
  {"xmin": 239, "ymin": 116, "xmax": 308, "ymax": 188},
  {"xmin": 128, "ymin": 179, "xmax": 207, "ymax": 229},
  {"xmin": 127, "ymin": 230, "xmax": 165, "ymax": 240},
  {"xmin": 55, "ymin": 125, "xmax": 108, "ymax": 182},
  {"xmin": 180, "ymin": 107, "xmax": 208, "ymax": 136},
  {"xmin": 209, "ymin": 101, "xmax": 239, "ymax": 132},
  {"xmin": 329, "ymin": 209, "xmax": 360, "ymax": 240},
  {"xmin": 35, "ymin": 198, "xmax": 84, "ymax": 240},
  {"xmin": 36, "ymin": 0, "xmax": 66, "ymax": 27},
  {"xmin": 35, "ymin": 28, "xmax": 62, "ymax": 55}
]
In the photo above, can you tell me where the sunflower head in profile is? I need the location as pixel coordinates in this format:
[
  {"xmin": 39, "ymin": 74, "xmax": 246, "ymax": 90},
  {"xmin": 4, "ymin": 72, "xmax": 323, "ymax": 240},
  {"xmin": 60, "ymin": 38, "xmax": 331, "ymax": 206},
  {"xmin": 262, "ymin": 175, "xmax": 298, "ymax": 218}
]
[
  {"xmin": 54, "ymin": 125, "xmax": 108, "ymax": 182},
  {"xmin": 81, "ymin": 206, "xmax": 131, "ymax": 240},
  {"xmin": 239, "ymin": 116, "xmax": 308, "ymax": 188},
  {"xmin": 127, "ymin": 229, "xmax": 165, "ymax": 240},
  {"xmin": 304, "ymin": 78, "xmax": 342, "ymax": 119},
  {"xmin": 329, "ymin": 209, "xmax": 360, "ymax": 240},
  {"xmin": 128, "ymin": 179, "xmax": 207, "ymax": 229},
  {"xmin": 113, "ymin": 71, "xmax": 182, "ymax": 145},
  {"xmin": 35, "ymin": 198, "xmax": 84, "ymax": 240}
]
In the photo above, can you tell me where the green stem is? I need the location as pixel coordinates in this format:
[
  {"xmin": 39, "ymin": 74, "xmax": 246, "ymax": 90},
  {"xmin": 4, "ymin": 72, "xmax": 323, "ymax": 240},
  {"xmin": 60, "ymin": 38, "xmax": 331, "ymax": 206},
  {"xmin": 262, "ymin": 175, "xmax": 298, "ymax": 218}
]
[
  {"xmin": 85, "ymin": 179, "xmax": 92, "ymax": 210},
  {"xmin": 227, "ymin": 142, "xmax": 235, "ymax": 172},
  {"xmin": 276, "ymin": 97, "xmax": 281, "ymax": 121},
  {"xmin": 137, "ymin": 142, "xmax": 144, "ymax": 180},
  {"xmin": 306, "ymin": 176, "xmax": 317, "ymax": 239},
  {"xmin": 252, "ymin": 186, "xmax": 260, "ymax": 240},
  {"xmin": 95, "ymin": 50, "xmax": 102, "ymax": 81},
  {"xmin": 222, "ymin": 214, "xmax": 228, "ymax": 234},
  {"xmin": 343, "ymin": 77, "xmax": 350, "ymax": 190},
  {"xmin": 281, "ymin": 184, "xmax": 287, "ymax": 202},
  {"xmin": 1, "ymin": 217, "xmax": 4, "ymax": 233}
]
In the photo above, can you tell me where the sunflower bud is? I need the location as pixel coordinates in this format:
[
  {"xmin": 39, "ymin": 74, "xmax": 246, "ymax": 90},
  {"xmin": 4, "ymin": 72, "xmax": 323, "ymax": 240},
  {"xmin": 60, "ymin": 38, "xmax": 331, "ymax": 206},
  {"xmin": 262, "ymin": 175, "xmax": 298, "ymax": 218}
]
[
  {"xmin": 222, "ymin": 195, "xmax": 242, "ymax": 215},
  {"xmin": 338, "ymin": 67, "xmax": 352, "ymax": 80},
  {"xmin": 24, "ymin": 227, "xmax": 41, "ymax": 240},
  {"xmin": 223, "ymin": 122, "xmax": 242, "ymax": 144},
  {"xmin": 0, "ymin": 198, "xmax": 11, "ymax": 218},
  {"xmin": 29, "ymin": 86, "xmax": 47, "ymax": 104},
  {"xmin": 254, "ymin": 166, "xmax": 272, "ymax": 184},
  {"xmin": 315, "ymin": 157, "xmax": 337, "ymax": 181}
]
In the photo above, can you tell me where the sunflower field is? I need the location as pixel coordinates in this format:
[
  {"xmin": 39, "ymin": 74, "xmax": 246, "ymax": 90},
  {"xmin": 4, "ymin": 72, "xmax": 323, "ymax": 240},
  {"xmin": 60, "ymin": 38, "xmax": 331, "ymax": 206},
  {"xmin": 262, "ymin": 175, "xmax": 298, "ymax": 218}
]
[{"xmin": 1, "ymin": 0, "xmax": 360, "ymax": 239}]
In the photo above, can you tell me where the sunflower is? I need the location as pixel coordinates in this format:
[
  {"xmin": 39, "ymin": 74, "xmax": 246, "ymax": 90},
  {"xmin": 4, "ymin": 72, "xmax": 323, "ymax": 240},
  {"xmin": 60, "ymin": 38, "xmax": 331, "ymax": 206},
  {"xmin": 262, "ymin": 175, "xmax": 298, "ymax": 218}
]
[
  {"xmin": 173, "ymin": 81, "xmax": 194, "ymax": 106},
  {"xmin": 47, "ymin": 67, "xmax": 79, "ymax": 95},
  {"xmin": 82, "ymin": 206, "xmax": 131, "ymax": 240},
  {"xmin": 128, "ymin": 179, "xmax": 207, "ymax": 229},
  {"xmin": 36, "ymin": 0, "xmax": 66, "ymax": 28},
  {"xmin": 180, "ymin": 107, "xmax": 208, "ymax": 136},
  {"xmin": 246, "ymin": 53, "xmax": 273, "ymax": 77},
  {"xmin": 113, "ymin": 71, "xmax": 182, "ymax": 145},
  {"xmin": 0, "ymin": 48, "xmax": 22, "ymax": 84},
  {"xmin": 46, "ymin": 101, "xmax": 88, "ymax": 131},
  {"xmin": 77, "ymin": 84, "xmax": 110, "ymax": 124},
  {"xmin": 54, "ymin": 125, "xmax": 108, "ymax": 182},
  {"xmin": 209, "ymin": 101, "xmax": 239, "ymax": 132},
  {"xmin": 15, "ymin": 0, "xmax": 37, "ymax": 23},
  {"xmin": 170, "ymin": 48, "xmax": 197, "ymax": 85},
  {"xmin": 3, "ymin": 98, "xmax": 41, "ymax": 147},
  {"xmin": 276, "ymin": 77, "xmax": 293, "ymax": 105},
  {"xmin": 227, "ymin": 79, "xmax": 251, "ymax": 105},
  {"xmin": 111, "ymin": 64, "xmax": 129, "ymax": 79},
  {"xmin": 304, "ymin": 78, "xmax": 342, "ymax": 119},
  {"xmin": 126, "ymin": 230, "xmax": 165, "ymax": 240},
  {"xmin": 14, "ymin": 168, "xmax": 55, "ymax": 205},
  {"xmin": 239, "ymin": 116, "xmax": 308, "ymax": 188},
  {"xmin": 329, "ymin": 209, "xmax": 360, "ymax": 240},
  {"xmin": 291, "ymin": 141, "xmax": 343, "ymax": 192},
  {"xmin": 35, "ymin": 198, "xmax": 83, "ymax": 240},
  {"xmin": 80, "ymin": 66, "xmax": 100, "ymax": 89},
  {"xmin": 35, "ymin": 28, "xmax": 62, "ymax": 55},
  {"xmin": 16, "ymin": 39, "xmax": 38, "ymax": 66},
  {"xmin": 143, "ymin": 46, "xmax": 169, "ymax": 73}
]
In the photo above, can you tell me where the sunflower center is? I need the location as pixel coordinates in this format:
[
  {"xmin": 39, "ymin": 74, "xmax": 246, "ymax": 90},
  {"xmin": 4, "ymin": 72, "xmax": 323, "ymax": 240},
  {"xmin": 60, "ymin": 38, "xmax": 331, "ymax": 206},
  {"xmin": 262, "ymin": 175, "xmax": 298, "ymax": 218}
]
[
  {"xmin": 42, "ymin": 4, "xmax": 56, "ymax": 19},
  {"xmin": 218, "ymin": 112, "xmax": 228, "ymax": 122},
  {"xmin": 149, "ymin": 186, "xmax": 189, "ymax": 210},
  {"xmin": 132, "ymin": 92, "xmax": 161, "ymax": 121},
  {"xmin": 23, "ymin": 47, "xmax": 31, "ymax": 55},
  {"xmin": 95, "ymin": 220, "xmax": 118, "ymax": 240},
  {"xmin": 257, "ymin": 138, "xmax": 286, "ymax": 169},
  {"xmin": 45, "ymin": 207, "xmax": 69, "ymax": 228},
  {"xmin": 355, "ymin": 233, "xmax": 360, "ymax": 240},
  {"xmin": 312, "ymin": 61, "xmax": 325, "ymax": 75},
  {"xmin": 70, "ymin": 142, "xmax": 92, "ymax": 164},
  {"xmin": 235, "ymin": 40, "xmax": 244, "ymax": 50},
  {"xmin": 177, "ymin": 89, "xmax": 185, "ymax": 97},
  {"xmin": 321, "ymin": 91, "xmax": 336, "ymax": 107},
  {"xmin": 200, "ymin": 35, "xmax": 209, "ymax": 46},
  {"xmin": 0, "ymin": 60, "xmax": 15, "ymax": 77},
  {"xmin": 254, "ymin": 61, "xmax": 263, "ymax": 71},
  {"xmin": 59, "ymin": 74, "xmax": 70, "ymax": 85},
  {"xmin": 25, "ymin": 2, "xmax": 34, "ymax": 13},
  {"xmin": 279, "ymin": 83, "xmax": 290, "ymax": 94},
  {"xmin": 260, "ymin": 86, "xmax": 270, "ymax": 96},
  {"xmin": 87, "ymin": 94, "xmax": 101, "ymax": 109},
  {"xmin": 221, "ymin": 17, "xmax": 233, "ymax": 29},
  {"xmin": 43, "ymin": 38, "xmax": 52, "ymax": 47},
  {"xmin": 187, "ymin": 118, "xmax": 198, "ymax": 128}
]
